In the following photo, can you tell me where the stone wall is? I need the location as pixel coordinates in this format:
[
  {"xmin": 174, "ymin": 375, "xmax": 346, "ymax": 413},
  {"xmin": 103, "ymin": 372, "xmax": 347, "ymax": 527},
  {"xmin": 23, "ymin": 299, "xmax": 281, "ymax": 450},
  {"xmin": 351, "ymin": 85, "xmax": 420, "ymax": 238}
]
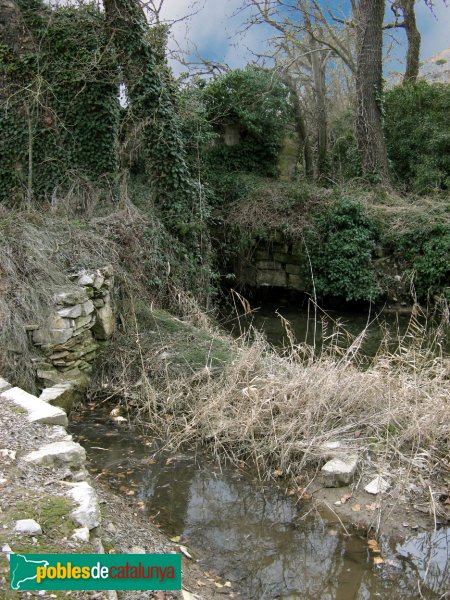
[
  {"xmin": 235, "ymin": 231, "xmax": 306, "ymax": 292},
  {"xmin": 27, "ymin": 266, "xmax": 115, "ymax": 411}
]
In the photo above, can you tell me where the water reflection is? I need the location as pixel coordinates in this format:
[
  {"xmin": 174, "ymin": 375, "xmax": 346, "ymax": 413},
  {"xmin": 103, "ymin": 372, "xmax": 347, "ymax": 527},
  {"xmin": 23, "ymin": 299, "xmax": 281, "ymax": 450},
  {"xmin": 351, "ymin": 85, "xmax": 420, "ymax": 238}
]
[{"xmin": 70, "ymin": 411, "xmax": 449, "ymax": 599}]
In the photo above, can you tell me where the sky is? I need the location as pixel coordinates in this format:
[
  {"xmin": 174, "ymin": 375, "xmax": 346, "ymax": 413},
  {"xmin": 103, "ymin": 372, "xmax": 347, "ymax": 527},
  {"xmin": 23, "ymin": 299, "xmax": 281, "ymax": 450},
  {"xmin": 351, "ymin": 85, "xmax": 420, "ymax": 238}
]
[{"xmin": 155, "ymin": 0, "xmax": 450, "ymax": 76}]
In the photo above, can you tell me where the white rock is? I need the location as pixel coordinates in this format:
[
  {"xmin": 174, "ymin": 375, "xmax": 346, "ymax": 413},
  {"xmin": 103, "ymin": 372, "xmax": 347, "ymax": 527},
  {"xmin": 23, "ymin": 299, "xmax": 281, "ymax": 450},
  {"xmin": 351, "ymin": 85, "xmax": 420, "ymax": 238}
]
[
  {"xmin": 14, "ymin": 519, "xmax": 42, "ymax": 535},
  {"xmin": 0, "ymin": 378, "xmax": 12, "ymax": 393},
  {"xmin": 0, "ymin": 449, "xmax": 16, "ymax": 460},
  {"xmin": 39, "ymin": 384, "xmax": 76, "ymax": 410},
  {"xmin": 24, "ymin": 441, "xmax": 85, "ymax": 469},
  {"xmin": 130, "ymin": 546, "xmax": 146, "ymax": 554},
  {"xmin": 71, "ymin": 527, "xmax": 90, "ymax": 542},
  {"xmin": 68, "ymin": 482, "xmax": 101, "ymax": 530},
  {"xmin": 106, "ymin": 523, "xmax": 116, "ymax": 533},
  {"xmin": 93, "ymin": 275, "xmax": 105, "ymax": 290},
  {"xmin": 322, "ymin": 455, "xmax": 359, "ymax": 487},
  {"xmin": 365, "ymin": 476, "xmax": 390, "ymax": 495},
  {"xmin": 77, "ymin": 273, "xmax": 95, "ymax": 286},
  {"xmin": 57, "ymin": 305, "xmax": 82, "ymax": 319},
  {"xmin": 81, "ymin": 300, "xmax": 95, "ymax": 316},
  {"xmin": 0, "ymin": 478, "xmax": 7, "ymax": 485},
  {"xmin": 0, "ymin": 388, "xmax": 68, "ymax": 427}
]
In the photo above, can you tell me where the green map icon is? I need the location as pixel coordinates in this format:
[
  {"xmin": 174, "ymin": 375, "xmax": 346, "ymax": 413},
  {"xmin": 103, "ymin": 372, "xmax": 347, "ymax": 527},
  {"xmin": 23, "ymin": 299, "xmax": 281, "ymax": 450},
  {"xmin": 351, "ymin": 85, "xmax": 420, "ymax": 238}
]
[{"xmin": 10, "ymin": 555, "xmax": 49, "ymax": 590}]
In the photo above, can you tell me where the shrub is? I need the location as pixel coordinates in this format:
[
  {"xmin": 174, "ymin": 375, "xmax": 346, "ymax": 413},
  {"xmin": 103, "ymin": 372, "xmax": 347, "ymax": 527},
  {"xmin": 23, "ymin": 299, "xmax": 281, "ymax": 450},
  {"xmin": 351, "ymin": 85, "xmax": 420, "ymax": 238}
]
[
  {"xmin": 304, "ymin": 199, "xmax": 380, "ymax": 302},
  {"xmin": 384, "ymin": 82, "xmax": 450, "ymax": 193}
]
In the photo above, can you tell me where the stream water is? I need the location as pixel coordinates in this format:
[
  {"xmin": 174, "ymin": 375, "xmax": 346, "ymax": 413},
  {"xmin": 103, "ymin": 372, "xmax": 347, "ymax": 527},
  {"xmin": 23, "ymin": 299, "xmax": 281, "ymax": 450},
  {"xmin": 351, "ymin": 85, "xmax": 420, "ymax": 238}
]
[{"xmin": 70, "ymin": 408, "xmax": 449, "ymax": 599}]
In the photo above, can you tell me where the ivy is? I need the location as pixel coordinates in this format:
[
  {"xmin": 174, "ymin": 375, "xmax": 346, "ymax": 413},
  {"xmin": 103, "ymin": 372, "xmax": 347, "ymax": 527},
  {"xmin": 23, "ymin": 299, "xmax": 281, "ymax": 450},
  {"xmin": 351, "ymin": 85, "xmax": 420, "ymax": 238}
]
[{"xmin": 303, "ymin": 199, "xmax": 381, "ymax": 302}]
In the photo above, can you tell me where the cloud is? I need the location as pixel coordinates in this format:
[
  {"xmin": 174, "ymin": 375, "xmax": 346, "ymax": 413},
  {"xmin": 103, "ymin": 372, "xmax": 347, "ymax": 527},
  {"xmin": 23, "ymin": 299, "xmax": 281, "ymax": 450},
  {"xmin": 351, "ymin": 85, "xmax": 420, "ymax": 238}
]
[{"xmin": 161, "ymin": 0, "xmax": 450, "ymax": 76}]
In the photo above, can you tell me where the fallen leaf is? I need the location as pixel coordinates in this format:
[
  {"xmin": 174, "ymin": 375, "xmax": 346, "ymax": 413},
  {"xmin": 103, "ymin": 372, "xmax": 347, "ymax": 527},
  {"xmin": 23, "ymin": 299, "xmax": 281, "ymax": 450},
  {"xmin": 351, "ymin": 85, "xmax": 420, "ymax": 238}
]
[
  {"xmin": 170, "ymin": 536, "xmax": 181, "ymax": 543},
  {"xmin": 196, "ymin": 580, "xmax": 205, "ymax": 587},
  {"xmin": 215, "ymin": 582, "xmax": 224, "ymax": 589},
  {"xmin": 166, "ymin": 457, "xmax": 175, "ymax": 466},
  {"xmin": 366, "ymin": 503, "xmax": 381, "ymax": 511},
  {"xmin": 367, "ymin": 539, "xmax": 381, "ymax": 553},
  {"xmin": 287, "ymin": 488, "xmax": 297, "ymax": 497},
  {"xmin": 373, "ymin": 556, "xmax": 384, "ymax": 565},
  {"xmin": 147, "ymin": 458, "xmax": 157, "ymax": 465},
  {"xmin": 224, "ymin": 581, "xmax": 232, "ymax": 588},
  {"xmin": 119, "ymin": 485, "xmax": 128, "ymax": 492},
  {"xmin": 341, "ymin": 494, "xmax": 352, "ymax": 504},
  {"xmin": 273, "ymin": 469, "xmax": 284, "ymax": 478},
  {"xmin": 117, "ymin": 473, "xmax": 126, "ymax": 479},
  {"xmin": 126, "ymin": 490, "xmax": 135, "ymax": 496},
  {"xmin": 351, "ymin": 504, "xmax": 361, "ymax": 512}
]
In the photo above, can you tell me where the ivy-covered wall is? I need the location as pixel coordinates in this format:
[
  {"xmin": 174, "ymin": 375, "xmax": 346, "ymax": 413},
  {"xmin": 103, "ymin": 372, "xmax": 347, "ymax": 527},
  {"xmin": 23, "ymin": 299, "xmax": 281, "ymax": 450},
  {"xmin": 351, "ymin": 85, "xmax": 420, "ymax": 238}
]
[{"xmin": 0, "ymin": 0, "xmax": 120, "ymax": 204}]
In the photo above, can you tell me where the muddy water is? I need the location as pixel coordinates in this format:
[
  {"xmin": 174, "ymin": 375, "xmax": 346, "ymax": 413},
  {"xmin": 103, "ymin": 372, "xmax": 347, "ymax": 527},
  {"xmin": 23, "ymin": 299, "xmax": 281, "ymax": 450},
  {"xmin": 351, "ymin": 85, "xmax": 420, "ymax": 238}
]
[{"xmin": 70, "ymin": 410, "xmax": 449, "ymax": 599}]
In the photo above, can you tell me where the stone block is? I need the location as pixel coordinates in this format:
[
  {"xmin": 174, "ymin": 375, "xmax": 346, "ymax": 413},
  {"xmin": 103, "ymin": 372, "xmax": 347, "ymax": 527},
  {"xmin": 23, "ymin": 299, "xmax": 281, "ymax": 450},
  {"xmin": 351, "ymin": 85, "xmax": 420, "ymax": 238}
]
[
  {"xmin": 54, "ymin": 286, "xmax": 88, "ymax": 306},
  {"xmin": 81, "ymin": 300, "xmax": 95, "ymax": 316},
  {"xmin": 288, "ymin": 274, "xmax": 305, "ymax": 290},
  {"xmin": 1, "ymin": 387, "xmax": 68, "ymax": 427},
  {"xmin": 57, "ymin": 305, "xmax": 82, "ymax": 319},
  {"xmin": 74, "ymin": 314, "xmax": 94, "ymax": 330},
  {"xmin": 256, "ymin": 270, "xmax": 287, "ymax": 287},
  {"xmin": 92, "ymin": 304, "xmax": 114, "ymax": 340},
  {"xmin": 76, "ymin": 272, "xmax": 96, "ymax": 287},
  {"xmin": 292, "ymin": 241, "xmax": 303, "ymax": 255},
  {"xmin": 39, "ymin": 383, "xmax": 79, "ymax": 412},
  {"xmin": 93, "ymin": 275, "xmax": 105, "ymax": 290},
  {"xmin": 285, "ymin": 263, "xmax": 301, "ymax": 275},
  {"xmin": 24, "ymin": 440, "xmax": 85, "ymax": 469},
  {"xmin": 93, "ymin": 298, "xmax": 105, "ymax": 308},
  {"xmin": 256, "ymin": 260, "xmax": 282, "ymax": 271},
  {"xmin": 322, "ymin": 455, "xmax": 358, "ymax": 487},
  {"xmin": 273, "ymin": 252, "xmax": 290, "ymax": 263},
  {"xmin": 68, "ymin": 482, "xmax": 101, "ymax": 530}
]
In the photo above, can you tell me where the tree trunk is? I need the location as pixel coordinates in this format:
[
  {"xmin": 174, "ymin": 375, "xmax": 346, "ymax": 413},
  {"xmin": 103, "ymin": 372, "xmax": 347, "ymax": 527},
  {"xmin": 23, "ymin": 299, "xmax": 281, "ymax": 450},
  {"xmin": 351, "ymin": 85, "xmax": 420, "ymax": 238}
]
[
  {"xmin": 355, "ymin": 0, "xmax": 390, "ymax": 182},
  {"xmin": 400, "ymin": 0, "xmax": 421, "ymax": 83},
  {"xmin": 283, "ymin": 73, "xmax": 314, "ymax": 181},
  {"xmin": 309, "ymin": 36, "xmax": 328, "ymax": 180}
]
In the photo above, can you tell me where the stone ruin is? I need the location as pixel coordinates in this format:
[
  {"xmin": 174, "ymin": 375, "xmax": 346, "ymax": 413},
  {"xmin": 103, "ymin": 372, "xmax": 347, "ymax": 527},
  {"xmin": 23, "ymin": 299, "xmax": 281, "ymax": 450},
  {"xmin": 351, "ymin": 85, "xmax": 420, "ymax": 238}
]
[{"xmin": 28, "ymin": 266, "xmax": 115, "ymax": 410}]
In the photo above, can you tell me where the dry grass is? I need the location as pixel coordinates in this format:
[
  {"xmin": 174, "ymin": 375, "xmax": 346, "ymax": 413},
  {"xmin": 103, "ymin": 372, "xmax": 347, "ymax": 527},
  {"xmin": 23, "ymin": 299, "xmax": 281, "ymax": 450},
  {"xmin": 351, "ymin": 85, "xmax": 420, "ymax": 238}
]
[{"xmin": 135, "ymin": 303, "xmax": 450, "ymax": 514}]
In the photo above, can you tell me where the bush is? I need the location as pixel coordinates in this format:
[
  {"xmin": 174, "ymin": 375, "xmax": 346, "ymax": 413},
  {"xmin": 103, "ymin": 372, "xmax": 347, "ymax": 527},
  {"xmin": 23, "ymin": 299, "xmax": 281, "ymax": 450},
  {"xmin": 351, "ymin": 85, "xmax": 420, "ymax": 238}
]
[
  {"xmin": 203, "ymin": 67, "xmax": 291, "ymax": 178},
  {"xmin": 384, "ymin": 82, "xmax": 450, "ymax": 193},
  {"xmin": 391, "ymin": 223, "xmax": 450, "ymax": 300},
  {"xmin": 304, "ymin": 199, "xmax": 380, "ymax": 302}
]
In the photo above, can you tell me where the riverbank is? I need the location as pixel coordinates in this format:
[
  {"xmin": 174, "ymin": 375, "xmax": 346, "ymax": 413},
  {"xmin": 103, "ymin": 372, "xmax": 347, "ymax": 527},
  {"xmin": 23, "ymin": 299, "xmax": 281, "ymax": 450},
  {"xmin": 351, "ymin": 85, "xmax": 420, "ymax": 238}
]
[{"xmin": 0, "ymin": 382, "xmax": 224, "ymax": 600}]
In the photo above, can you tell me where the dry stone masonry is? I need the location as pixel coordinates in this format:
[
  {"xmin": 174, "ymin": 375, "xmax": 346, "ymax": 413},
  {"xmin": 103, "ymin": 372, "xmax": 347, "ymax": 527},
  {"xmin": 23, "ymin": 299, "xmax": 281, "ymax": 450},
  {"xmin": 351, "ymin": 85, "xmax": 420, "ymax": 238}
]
[
  {"xmin": 235, "ymin": 231, "xmax": 306, "ymax": 292},
  {"xmin": 29, "ymin": 266, "xmax": 114, "ymax": 411}
]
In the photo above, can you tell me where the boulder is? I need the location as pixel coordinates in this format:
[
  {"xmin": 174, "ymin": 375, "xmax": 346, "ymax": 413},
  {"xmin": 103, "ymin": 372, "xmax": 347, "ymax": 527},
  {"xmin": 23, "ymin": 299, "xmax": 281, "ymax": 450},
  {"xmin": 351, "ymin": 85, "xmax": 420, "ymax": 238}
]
[
  {"xmin": 92, "ymin": 304, "xmax": 114, "ymax": 340},
  {"xmin": 322, "ymin": 455, "xmax": 359, "ymax": 487},
  {"xmin": 68, "ymin": 482, "xmax": 101, "ymax": 530},
  {"xmin": 0, "ymin": 387, "xmax": 68, "ymax": 427},
  {"xmin": 14, "ymin": 519, "xmax": 42, "ymax": 536},
  {"xmin": 24, "ymin": 441, "xmax": 85, "ymax": 469}
]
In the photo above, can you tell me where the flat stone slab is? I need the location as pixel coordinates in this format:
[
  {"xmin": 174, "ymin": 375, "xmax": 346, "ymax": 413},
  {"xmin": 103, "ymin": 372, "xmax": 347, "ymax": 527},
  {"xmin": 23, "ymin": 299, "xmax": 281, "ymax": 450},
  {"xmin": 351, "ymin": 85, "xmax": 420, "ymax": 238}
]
[
  {"xmin": 365, "ymin": 476, "xmax": 390, "ymax": 495},
  {"xmin": 67, "ymin": 482, "xmax": 101, "ymax": 530},
  {"xmin": 322, "ymin": 455, "xmax": 359, "ymax": 487},
  {"xmin": 24, "ymin": 441, "xmax": 85, "ymax": 469},
  {"xmin": 14, "ymin": 519, "xmax": 42, "ymax": 535},
  {"xmin": 0, "ymin": 387, "xmax": 68, "ymax": 427}
]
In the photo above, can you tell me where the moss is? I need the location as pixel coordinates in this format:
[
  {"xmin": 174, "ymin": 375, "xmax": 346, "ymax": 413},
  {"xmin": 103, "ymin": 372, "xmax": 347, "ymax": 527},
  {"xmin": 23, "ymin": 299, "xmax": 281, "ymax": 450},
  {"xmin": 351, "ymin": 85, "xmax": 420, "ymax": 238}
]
[
  {"xmin": 9, "ymin": 495, "xmax": 77, "ymax": 539},
  {"xmin": 135, "ymin": 305, "xmax": 234, "ymax": 375}
]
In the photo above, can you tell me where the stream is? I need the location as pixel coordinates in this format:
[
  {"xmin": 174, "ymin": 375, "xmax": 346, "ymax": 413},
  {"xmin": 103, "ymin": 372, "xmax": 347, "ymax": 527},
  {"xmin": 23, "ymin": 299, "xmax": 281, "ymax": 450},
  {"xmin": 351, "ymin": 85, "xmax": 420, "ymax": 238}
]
[
  {"xmin": 70, "ymin": 408, "xmax": 449, "ymax": 599},
  {"xmin": 71, "ymin": 304, "xmax": 449, "ymax": 599}
]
